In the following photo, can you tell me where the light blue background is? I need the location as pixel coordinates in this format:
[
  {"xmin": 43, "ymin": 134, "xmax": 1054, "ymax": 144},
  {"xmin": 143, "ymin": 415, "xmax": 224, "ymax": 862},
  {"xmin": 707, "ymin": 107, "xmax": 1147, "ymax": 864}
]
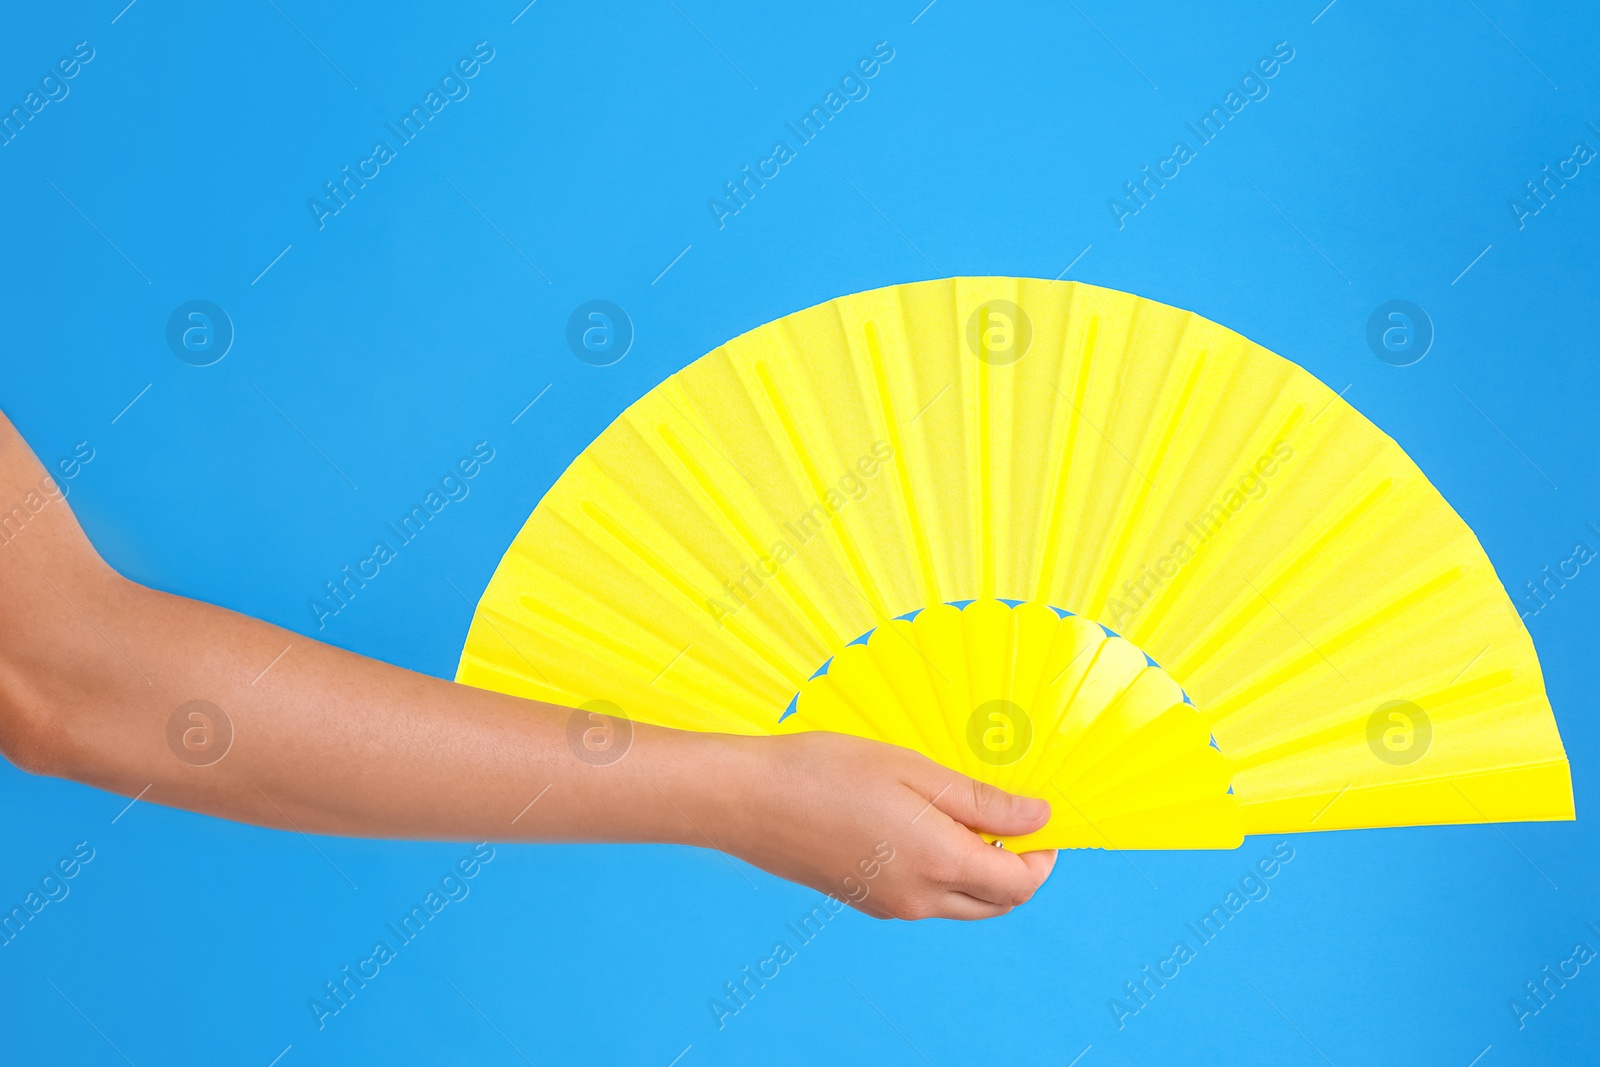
[{"xmin": 2, "ymin": 1, "xmax": 1597, "ymax": 1063}]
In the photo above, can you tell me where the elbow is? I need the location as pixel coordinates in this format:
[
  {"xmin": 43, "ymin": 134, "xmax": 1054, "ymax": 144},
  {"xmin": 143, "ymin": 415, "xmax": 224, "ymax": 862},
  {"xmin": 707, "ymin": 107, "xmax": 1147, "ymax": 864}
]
[
  {"xmin": 0, "ymin": 662, "xmax": 70, "ymax": 779},
  {"xmin": 0, "ymin": 710, "xmax": 65, "ymax": 779},
  {"xmin": 0, "ymin": 573, "xmax": 144, "ymax": 781},
  {"xmin": 4, "ymin": 740, "xmax": 62, "ymax": 780}
]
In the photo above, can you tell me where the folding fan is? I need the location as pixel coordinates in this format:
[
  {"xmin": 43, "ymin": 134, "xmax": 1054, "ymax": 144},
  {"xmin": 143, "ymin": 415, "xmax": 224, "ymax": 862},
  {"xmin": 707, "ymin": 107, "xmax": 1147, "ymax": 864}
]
[{"xmin": 457, "ymin": 278, "xmax": 1573, "ymax": 850}]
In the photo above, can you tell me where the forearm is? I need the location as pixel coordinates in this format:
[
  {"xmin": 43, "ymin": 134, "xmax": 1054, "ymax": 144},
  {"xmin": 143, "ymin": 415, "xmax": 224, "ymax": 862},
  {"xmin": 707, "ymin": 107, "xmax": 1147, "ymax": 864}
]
[
  {"xmin": 15, "ymin": 567, "xmax": 770, "ymax": 843},
  {"xmin": 0, "ymin": 412, "xmax": 759, "ymax": 845},
  {"xmin": 12, "ymin": 569, "xmax": 759, "ymax": 845}
]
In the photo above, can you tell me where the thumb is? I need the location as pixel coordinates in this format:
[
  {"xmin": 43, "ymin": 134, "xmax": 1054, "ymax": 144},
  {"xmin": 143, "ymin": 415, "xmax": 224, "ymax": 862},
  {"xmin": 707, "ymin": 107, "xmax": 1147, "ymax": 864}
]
[{"xmin": 927, "ymin": 774, "xmax": 1051, "ymax": 837}]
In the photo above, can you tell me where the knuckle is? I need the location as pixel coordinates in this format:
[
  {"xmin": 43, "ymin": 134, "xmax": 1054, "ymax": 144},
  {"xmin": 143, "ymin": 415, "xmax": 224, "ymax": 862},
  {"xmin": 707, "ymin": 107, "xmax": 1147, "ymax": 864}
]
[{"xmin": 969, "ymin": 777, "xmax": 989, "ymax": 814}]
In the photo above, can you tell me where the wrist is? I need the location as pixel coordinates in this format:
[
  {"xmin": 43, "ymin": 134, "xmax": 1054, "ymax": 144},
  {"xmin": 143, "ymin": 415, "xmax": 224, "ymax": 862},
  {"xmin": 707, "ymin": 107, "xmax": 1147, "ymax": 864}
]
[{"xmin": 642, "ymin": 728, "xmax": 773, "ymax": 851}]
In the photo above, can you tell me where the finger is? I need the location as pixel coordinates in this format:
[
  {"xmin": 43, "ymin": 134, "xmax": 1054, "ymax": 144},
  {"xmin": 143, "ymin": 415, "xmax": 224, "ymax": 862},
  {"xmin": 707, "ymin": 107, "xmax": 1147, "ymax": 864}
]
[
  {"xmin": 921, "ymin": 891, "xmax": 1015, "ymax": 922},
  {"xmin": 1016, "ymin": 847, "xmax": 1058, "ymax": 889},
  {"xmin": 938, "ymin": 832, "xmax": 1052, "ymax": 906},
  {"xmin": 924, "ymin": 773, "xmax": 1050, "ymax": 838}
]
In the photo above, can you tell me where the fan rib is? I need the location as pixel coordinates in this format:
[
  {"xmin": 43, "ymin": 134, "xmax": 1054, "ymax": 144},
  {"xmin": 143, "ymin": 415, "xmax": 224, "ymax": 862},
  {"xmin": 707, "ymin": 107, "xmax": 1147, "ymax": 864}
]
[
  {"xmin": 1227, "ymin": 667, "xmax": 1516, "ymax": 771},
  {"xmin": 868, "ymin": 621, "xmax": 947, "ymax": 757},
  {"xmin": 861, "ymin": 319, "xmax": 941, "ymax": 606},
  {"xmin": 1031, "ymin": 313, "xmax": 1099, "ymax": 604},
  {"xmin": 1038, "ymin": 635, "xmax": 1111, "ymax": 751},
  {"xmin": 1240, "ymin": 758, "xmax": 1572, "ymax": 833},
  {"xmin": 916, "ymin": 606, "xmax": 968, "ymax": 763},
  {"xmin": 1204, "ymin": 566, "xmax": 1465, "ymax": 724},
  {"xmin": 493, "ymin": 595, "xmax": 752, "ymax": 715},
  {"xmin": 752, "ymin": 358, "xmax": 891, "ymax": 621},
  {"xmin": 977, "ymin": 334, "xmax": 995, "ymax": 600},
  {"xmin": 1048, "ymin": 665, "xmax": 1161, "ymax": 791},
  {"xmin": 1084, "ymin": 346, "xmax": 1209, "ymax": 618},
  {"xmin": 578, "ymin": 500, "xmax": 804, "ymax": 686},
  {"xmin": 1072, "ymin": 299, "xmax": 1147, "ymax": 613},
  {"xmin": 653, "ymin": 422, "xmax": 837, "ymax": 644},
  {"xmin": 1171, "ymin": 475, "xmax": 1391, "ymax": 678},
  {"xmin": 459, "ymin": 612, "xmax": 557, "ymax": 691},
  {"xmin": 1022, "ymin": 617, "xmax": 1097, "ymax": 761},
  {"xmin": 1121, "ymin": 398, "xmax": 1307, "ymax": 658}
]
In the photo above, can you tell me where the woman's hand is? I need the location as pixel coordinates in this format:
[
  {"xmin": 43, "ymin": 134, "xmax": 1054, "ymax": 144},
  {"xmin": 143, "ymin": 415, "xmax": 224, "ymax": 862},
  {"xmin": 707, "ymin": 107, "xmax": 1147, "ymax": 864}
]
[{"xmin": 705, "ymin": 731, "xmax": 1058, "ymax": 920}]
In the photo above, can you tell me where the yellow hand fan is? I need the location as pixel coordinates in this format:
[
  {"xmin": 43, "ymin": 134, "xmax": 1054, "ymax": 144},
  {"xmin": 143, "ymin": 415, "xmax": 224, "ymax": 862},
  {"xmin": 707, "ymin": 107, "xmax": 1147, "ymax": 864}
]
[{"xmin": 457, "ymin": 278, "xmax": 1573, "ymax": 850}]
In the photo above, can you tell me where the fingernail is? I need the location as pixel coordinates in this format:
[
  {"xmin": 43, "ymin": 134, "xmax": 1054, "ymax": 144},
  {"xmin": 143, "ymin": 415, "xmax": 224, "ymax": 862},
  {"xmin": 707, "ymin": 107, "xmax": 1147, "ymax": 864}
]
[{"xmin": 1021, "ymin": 797, "xmax": 1049, "ymax": 822}]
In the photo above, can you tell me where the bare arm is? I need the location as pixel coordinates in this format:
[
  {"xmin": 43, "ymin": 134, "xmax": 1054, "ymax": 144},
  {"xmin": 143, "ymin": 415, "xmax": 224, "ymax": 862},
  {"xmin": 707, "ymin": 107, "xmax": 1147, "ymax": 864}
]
[{"xmin": 0, "ymin": 410, "xmax": 1054, "ymax": 920}]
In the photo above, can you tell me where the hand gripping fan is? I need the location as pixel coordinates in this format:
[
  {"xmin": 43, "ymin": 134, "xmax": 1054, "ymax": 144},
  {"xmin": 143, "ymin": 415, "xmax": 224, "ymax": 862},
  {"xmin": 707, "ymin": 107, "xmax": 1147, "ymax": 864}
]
[{"xmin": 457, "ymin": 278, "xmax": 1574, "ymax": 850}]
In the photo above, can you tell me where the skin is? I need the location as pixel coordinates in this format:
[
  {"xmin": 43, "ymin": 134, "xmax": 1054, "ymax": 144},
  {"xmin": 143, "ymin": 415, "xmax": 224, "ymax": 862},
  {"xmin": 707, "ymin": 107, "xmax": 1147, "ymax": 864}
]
[{"xmin": 0, "ymin": 409, "xmax": 1055, "ymax": 920}]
